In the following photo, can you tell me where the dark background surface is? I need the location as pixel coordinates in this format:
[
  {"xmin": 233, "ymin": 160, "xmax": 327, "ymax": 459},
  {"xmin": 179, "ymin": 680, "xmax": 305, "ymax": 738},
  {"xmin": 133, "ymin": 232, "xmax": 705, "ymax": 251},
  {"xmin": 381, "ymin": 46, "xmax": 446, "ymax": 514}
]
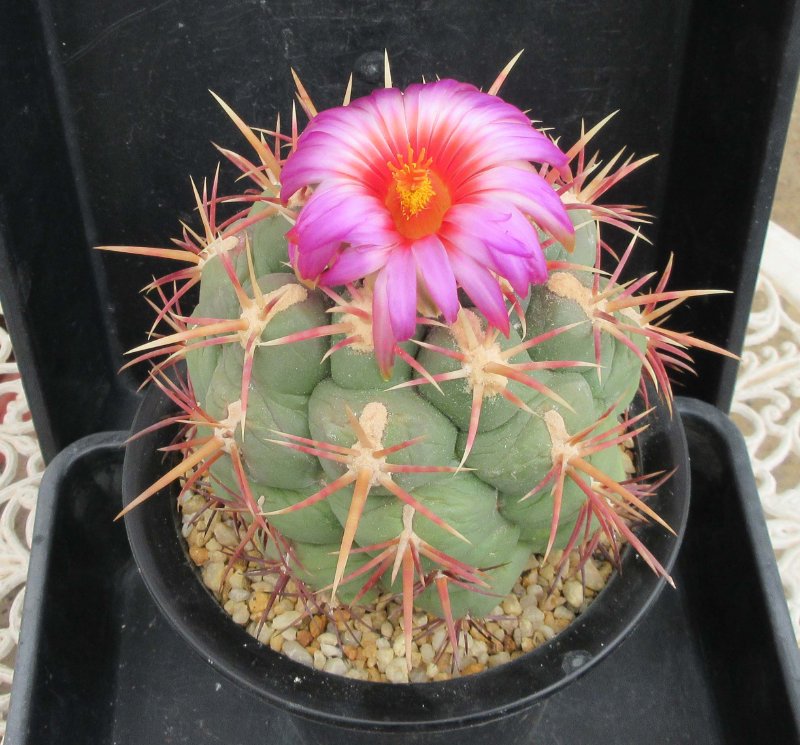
[{"xmin": 1, "ymin": 0, "xmax": 799, "ymax": 459}]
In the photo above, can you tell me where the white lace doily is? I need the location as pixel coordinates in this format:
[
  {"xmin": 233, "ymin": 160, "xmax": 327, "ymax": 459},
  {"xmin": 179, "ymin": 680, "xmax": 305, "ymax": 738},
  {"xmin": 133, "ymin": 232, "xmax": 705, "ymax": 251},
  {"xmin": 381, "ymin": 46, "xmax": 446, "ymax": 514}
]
[
  {"xmin": 731, "ymin": 222, "xmax": 800, "ymax": 638},
  {"xmin": 0, "ymin": 304, "xmax": 43, "ymax": 739},
  {"xmin": 0, "ymin": 224, "xmax": 798, "ymax": 737}
]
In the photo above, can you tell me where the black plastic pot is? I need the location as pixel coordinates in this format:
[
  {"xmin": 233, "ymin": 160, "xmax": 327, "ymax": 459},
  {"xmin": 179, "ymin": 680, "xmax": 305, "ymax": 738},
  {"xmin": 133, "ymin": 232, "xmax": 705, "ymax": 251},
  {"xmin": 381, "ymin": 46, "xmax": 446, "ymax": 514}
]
[{"xmin": 122, "ymin": 383, "xmax": 690, "ymax": 745}]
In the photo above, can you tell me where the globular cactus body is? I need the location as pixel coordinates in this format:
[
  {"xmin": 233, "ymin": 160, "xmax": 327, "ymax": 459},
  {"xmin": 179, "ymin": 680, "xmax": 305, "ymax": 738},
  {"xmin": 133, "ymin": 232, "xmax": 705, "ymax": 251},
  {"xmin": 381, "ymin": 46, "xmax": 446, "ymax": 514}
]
[
  {"xmin": 110, "ymin": 63, "xmax": 734, "ymax": 673},
  {"xmin": 178, "ymin": 205, "xmax": 637, "ymax": 619}
]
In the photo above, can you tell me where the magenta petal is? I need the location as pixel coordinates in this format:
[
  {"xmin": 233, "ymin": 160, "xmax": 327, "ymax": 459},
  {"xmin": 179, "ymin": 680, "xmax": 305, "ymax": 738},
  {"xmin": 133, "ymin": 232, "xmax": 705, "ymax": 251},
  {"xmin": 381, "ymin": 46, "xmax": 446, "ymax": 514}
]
[
  {"xmin": 411, "ymin": 235, "xmax": 460, "ymax": 323},
  {"xmin": 322, "ymin": 247, "xmax": 392, "ymax": 285},
  {"xmin": 447, "ymin": 250, "xmax": 510, "ymax": 335},
  {"xmin": 384, "ymin": 250, "xmax": 418, "ymax": 341},
  {"xmin": 371, "ymin": 269, "xmax": 396, "ymax": 377}
]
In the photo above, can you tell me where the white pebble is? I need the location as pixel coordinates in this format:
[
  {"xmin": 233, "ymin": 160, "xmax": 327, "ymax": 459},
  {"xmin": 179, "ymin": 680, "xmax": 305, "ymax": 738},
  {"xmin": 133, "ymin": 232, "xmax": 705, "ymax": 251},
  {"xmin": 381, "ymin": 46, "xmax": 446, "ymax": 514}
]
[
  {"xmin": 202, "ymin": 562, "xmax": 225, "ymax": 591},
  {"xmin": 282, "ymin": 640, "xmax": 313, "ymax": 667},
  {"xmin": 563, "ymin": 580, "xmax": 584, "ymax": 608},
  {"xmin": 380, "ymin": 621, "xmax": 393, "ymax": 638},
  {"xmin": 313, "ymin": 650, "xmax": 326, "ymax": 671},
  {"xmin": 231, "ymin": 604, "xmax": 249, "ymax": 625},
  {"xmin": 554, "ymin": 605, "xmax": 575, "ymax": 621},
  {"xmin": 323, "ymin": 658, "xmax": 348, "ymax": 676},
  {"xmin": 346, "ymin": 668, "xmax": 369, "ymax": 681},
  {"xmin": 320, "ymin": 643, "xmax": 342, "ymax": 658},
  {"xmin": 273, "ymin": 610, "xmax": 302, "ymax": 632},
  {"xmin": 392, "ymin": 636, "xmax": 406, "ymax": 658},
  {"xmin": 522, "ymin": 606, "xmax": 545, "ymax": 625},
  {"xmin": 420, "ymin": 643, "xmax": 435, "ymax": 664},
  {"xmin": 385, "ymin": 657, "xmax": 409, "ymax": 683},
  {"xmin": 317, "ymin": 632, "xmax": 338, "ymax": 646},
  {"xmin": 376, "ymin": 648, "xmax": 395, "ymax": 672},
  {"xmin": 213, "ymin": 523, "xmax": 240, "ymax": 548},
  {"xmin": 582, "ymin": 561, "xmax": 606, "ymax": 591},
  {"xmin": 228, "ymin": 588, "xmax": 251, "ymax": 603},
  {"xmin": 502, "ymin": 596, "xmax": 522, "ymax": 616},
  {"xmin": 376, "ymin": 637, "xmax": 391, "ymax": 650},
  {"xmin": 282, "ymin": 627, "xmax": 297, "ymax": 641}
]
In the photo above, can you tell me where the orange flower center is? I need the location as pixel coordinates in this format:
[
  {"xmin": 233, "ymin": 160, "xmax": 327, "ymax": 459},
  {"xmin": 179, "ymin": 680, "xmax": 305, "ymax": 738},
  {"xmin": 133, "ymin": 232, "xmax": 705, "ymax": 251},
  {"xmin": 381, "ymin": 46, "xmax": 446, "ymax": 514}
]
[{"xmin": 385, "ymin": 146, "xmax": 451, "ymax": 240}]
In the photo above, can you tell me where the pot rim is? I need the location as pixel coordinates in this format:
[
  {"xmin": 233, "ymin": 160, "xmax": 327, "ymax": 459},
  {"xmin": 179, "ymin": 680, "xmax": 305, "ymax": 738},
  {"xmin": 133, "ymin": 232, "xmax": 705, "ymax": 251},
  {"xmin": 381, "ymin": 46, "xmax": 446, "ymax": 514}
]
[{"xmin": 123, "ymin": 382, "xmax": 690, "ymax": 733}]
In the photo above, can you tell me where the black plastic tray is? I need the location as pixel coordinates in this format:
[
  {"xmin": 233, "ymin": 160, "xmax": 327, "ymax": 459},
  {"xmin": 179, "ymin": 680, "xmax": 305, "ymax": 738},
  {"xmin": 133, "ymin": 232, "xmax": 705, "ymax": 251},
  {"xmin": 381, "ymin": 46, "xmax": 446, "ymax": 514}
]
[{"xmin": 6, "ymin": 398, "xmax": 800, "ymax": 744}]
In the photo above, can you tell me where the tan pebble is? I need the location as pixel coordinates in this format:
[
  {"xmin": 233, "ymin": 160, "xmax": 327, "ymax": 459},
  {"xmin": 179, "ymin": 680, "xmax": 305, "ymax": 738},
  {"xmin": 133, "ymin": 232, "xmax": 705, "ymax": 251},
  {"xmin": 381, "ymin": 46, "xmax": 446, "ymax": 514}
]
[
  {"xmin": 367, "ymin": 668, "xmax": 382, "ymax": 682},
  {"xmin": 333, "ymin": 608, "xmax": 351, "ymax": 623},
  {"xmin": 463, "ymin": 662, "xmax": 485, "ymax": 676},
  {"xmin": 313, "ymin": 651, "xmax": 326, "ymax": 671},
  {"xmin": 433, "ymin": 672, "xmax": 451, "ymax": 682},
  {"xmin": 186, "ymin": 529, "xmax": 201, "ymax": 548},
  {"xmin": 343, "ymin": 645, "xmax": 358, "ymax": 661},
  {"xmin": 228, "ymin": 572, "xmax": 249, "ymax": 591},
  {"xmin": 181, "ymin": 494, "xmax": 206, "ymax": 515},
  {"xmin": 522, "ymin": 570, "xmax": 539, "ymax": 587},
  {"xmin": 273, "ymin": 598, "xmax": 295, "ymax": 615},
  {"xmin": 426, "ymin": 662, "xmax": 439, "ymax": 679},
  {"xmin": 488, "ymin": 652, "xmax": 512, "ymax": 668},
  {"xmin": 296, "ymin": 630, "xmax": 313, "ymax": 647},
  {"xmin": 269, "ymin": 634, "xmax": 284, "ymax": 653},
  {"xmin": 189, "ymin": 545, "xmax": 209, "ymax": 566},
  {"xmin": 248, "ymin": 592, "xmax": 269, "ymax": 616},
  {"xmin": 362, "ymin": 641, "xmax": 377, "ymax": 660},
  {"xmin": 205, "ymin": 538, "xmax": 222, "ymax": 552},
  {"xmin": 309, "ymin": 615, "xmax": 327, "ymax": 638},
  {"xmin": 540, "ymin": 625, "xmax": 556, "ymax": 641},
  {"xmin": 539, "ymin": 564, "xmax": 555, "ymax": 583},
  {"xmin": 503, "ymin": 636, "xmax": 516, "ymax": 653},
  {"xmin": 521, "ymin": 637, "xmax": 535, "ymax": 653},
  {"xmin": 346, "ymin": 668, "xmax": 369, "ymax": 681}
]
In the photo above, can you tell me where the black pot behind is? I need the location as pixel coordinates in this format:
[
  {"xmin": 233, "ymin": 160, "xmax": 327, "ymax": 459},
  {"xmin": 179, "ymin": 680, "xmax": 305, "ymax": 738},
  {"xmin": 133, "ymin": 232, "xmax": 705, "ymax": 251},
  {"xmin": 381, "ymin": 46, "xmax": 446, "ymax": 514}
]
[{"xmin": 123, "ymin": 384, "xmax": 690, "ymax": 745}]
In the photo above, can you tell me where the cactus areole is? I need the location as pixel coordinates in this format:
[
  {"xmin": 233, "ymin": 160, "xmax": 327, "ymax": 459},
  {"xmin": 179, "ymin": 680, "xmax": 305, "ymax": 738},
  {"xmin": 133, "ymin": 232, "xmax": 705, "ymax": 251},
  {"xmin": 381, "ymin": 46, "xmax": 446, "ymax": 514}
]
[{"xmin": 115, "ymin": 57, "xmax": 727, "ymax": 705}]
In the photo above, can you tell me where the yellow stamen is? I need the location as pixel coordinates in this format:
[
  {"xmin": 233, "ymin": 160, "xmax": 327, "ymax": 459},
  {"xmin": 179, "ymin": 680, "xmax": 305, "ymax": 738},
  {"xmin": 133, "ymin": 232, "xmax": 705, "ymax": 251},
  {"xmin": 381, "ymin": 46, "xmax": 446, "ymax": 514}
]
[{"xmin": 388, "ymin": 145, "xmax": 436, "ymax": 218}]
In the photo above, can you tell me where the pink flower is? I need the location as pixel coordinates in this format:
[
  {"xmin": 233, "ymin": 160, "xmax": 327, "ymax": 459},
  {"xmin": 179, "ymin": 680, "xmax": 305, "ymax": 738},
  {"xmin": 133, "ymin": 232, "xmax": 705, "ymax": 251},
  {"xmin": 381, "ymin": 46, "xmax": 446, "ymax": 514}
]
[{"xmin": 280, "ymin": 79, "xmax": 573, "ymax": 373}]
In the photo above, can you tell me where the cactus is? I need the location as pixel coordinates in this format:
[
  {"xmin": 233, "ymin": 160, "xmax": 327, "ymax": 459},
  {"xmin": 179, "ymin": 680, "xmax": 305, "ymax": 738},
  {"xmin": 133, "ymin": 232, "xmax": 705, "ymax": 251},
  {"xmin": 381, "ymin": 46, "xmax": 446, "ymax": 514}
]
[{"xmin": 107, "ymin": 57, "xmax": 734, "ymax": 675}]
